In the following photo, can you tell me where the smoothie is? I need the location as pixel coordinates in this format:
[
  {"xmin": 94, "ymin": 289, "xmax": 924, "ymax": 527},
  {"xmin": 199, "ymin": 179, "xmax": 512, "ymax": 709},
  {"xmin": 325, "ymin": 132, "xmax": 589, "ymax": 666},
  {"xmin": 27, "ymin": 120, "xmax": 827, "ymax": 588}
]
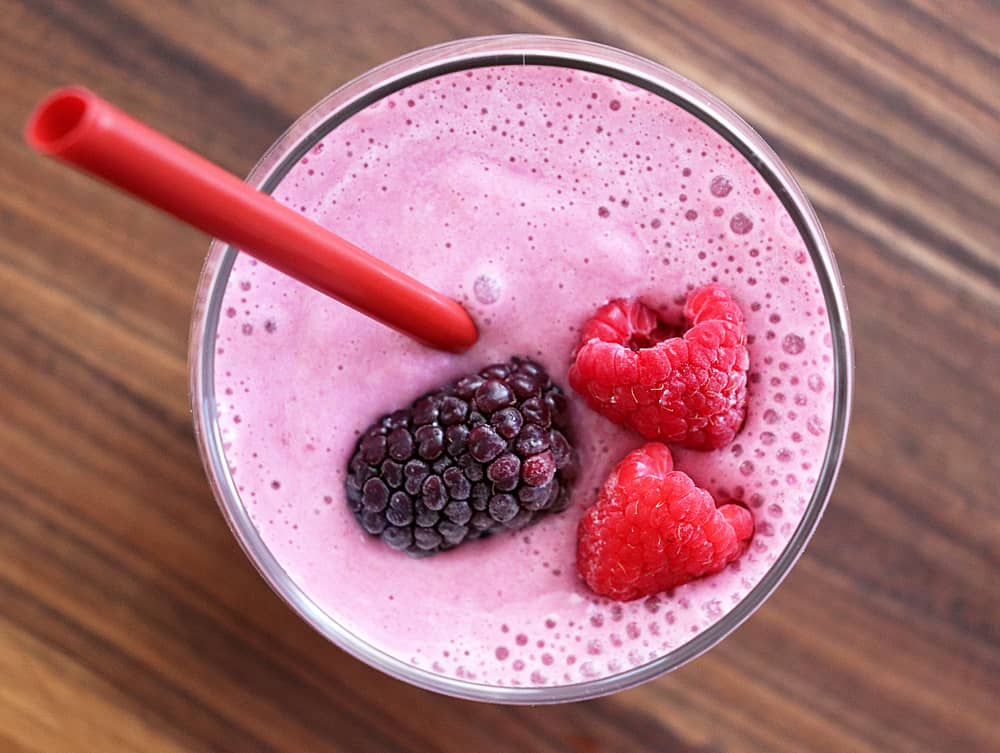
[{"xmin": 211, "ymin": 63, "xmax": 836, "ymax": 687}]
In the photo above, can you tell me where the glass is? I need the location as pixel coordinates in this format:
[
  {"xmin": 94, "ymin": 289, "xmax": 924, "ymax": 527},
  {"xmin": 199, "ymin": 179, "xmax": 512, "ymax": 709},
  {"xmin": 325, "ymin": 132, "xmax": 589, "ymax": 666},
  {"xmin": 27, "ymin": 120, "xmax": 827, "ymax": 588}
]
[{"xmin": 189, "ymin": 35, "xmax": 853, "ymax": 703}]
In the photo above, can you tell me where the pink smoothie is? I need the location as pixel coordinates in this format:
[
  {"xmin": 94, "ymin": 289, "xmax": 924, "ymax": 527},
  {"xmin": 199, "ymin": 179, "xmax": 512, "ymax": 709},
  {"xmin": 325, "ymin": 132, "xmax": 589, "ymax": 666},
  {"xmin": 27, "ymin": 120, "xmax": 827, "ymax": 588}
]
[{"xmin": 212, "ymin": 65, "xmax": 835, "ymax": 687}]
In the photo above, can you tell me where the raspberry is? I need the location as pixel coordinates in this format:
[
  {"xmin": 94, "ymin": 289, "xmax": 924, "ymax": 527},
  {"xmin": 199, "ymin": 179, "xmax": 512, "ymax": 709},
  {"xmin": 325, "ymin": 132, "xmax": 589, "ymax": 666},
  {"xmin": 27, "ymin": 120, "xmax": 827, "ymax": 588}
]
[
  {"xmin": 577, "ymin": 443, "xmax": 753, "ymax": 601},
  {"xmin": 346, "ymin": 357, "xmax": 577, "ymax": 556},
  {"xmin": 568, "ymin": 284, "xmax": 749, "ymax": 450}
]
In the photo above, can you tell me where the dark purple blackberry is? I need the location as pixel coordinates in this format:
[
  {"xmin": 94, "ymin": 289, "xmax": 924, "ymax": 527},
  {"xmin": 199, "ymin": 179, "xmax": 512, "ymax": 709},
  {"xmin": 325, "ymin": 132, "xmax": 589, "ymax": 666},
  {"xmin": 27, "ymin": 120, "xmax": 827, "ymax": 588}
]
[{"xmin": 345, "ymin": 357, "xmax": 577, "ymax": 556}]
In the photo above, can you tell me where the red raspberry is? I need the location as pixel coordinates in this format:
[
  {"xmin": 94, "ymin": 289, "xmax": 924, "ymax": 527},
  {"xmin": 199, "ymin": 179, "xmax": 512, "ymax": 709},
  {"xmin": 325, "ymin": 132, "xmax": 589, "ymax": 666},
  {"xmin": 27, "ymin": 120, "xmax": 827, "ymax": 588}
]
[
  {"xmin": 568, "ymin": 285, "xmax": 749, "ymax": 450},
  {"xmin": 577, "ymin": 443, "xmax": 753, "ymax": 601}
]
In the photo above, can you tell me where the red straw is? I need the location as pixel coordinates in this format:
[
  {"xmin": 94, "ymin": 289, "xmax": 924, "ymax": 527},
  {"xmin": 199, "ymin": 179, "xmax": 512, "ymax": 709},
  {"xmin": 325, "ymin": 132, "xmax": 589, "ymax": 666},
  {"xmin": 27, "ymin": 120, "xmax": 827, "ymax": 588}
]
[{"xmin": 24, "ymin": 86, "xmax": 478, "ymax": 352}]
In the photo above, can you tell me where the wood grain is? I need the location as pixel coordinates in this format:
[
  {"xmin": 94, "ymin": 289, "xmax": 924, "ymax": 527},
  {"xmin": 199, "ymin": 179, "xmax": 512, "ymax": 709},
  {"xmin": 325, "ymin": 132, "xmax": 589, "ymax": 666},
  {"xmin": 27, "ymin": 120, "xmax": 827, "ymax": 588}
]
[{"xmin": 1, "ymin": 1, "xmax": 998, "ymax": 751}]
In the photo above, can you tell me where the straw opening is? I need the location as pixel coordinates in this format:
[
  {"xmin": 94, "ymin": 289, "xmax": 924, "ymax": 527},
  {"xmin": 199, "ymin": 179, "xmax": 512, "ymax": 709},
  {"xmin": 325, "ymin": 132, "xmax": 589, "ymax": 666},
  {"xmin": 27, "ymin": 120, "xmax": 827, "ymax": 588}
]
[{"xmin": 27, "ymin": 89, "xmax": 90, "ymax": 153}]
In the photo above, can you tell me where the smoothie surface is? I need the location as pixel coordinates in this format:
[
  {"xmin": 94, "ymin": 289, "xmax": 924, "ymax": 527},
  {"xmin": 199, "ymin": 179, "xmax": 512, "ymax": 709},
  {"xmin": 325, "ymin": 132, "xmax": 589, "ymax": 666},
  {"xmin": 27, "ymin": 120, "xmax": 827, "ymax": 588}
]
[{"xmin": 213, "ymin": 64, "xmax": 836, "ymax": 687}]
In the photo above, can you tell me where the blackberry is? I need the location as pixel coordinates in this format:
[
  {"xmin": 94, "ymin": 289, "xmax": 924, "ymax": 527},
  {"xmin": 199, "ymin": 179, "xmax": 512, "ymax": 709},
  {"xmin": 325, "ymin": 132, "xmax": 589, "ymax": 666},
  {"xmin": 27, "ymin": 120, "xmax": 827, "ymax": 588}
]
[{"xmin": 345, "ymin": 357, "xmax": 577, "ymax": 556}]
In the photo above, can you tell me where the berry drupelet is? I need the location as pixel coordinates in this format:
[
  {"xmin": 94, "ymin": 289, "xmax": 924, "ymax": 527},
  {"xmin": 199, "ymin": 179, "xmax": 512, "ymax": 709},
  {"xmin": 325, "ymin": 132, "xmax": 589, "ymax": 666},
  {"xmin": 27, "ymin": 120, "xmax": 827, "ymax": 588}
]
[{"xmin": 345, "ymin": 357, "xmax": 577, "ymax": 556}]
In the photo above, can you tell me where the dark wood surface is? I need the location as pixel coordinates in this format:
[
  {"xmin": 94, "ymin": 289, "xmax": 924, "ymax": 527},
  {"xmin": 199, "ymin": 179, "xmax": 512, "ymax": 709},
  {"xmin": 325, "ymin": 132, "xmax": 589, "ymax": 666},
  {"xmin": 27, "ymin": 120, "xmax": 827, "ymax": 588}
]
[{"xmin": 2, "ymin": 1, "xmax": 998, "ymax": 751}]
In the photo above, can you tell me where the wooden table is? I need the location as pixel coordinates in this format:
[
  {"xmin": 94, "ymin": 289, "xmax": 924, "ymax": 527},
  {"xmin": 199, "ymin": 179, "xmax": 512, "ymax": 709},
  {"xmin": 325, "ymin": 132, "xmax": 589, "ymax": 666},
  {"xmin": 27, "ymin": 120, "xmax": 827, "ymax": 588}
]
[{"xmin": 2, "ymin": 1, "xmax": 997, "ymax": 751}]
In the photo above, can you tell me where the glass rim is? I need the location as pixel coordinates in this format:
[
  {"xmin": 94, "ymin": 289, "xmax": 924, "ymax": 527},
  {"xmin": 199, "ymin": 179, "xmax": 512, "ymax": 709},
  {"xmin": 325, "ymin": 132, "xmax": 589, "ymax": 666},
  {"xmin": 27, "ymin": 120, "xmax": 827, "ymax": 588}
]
[{"xmin": 189, "ymin": 34, "xmax": 853, "ymax": 704}]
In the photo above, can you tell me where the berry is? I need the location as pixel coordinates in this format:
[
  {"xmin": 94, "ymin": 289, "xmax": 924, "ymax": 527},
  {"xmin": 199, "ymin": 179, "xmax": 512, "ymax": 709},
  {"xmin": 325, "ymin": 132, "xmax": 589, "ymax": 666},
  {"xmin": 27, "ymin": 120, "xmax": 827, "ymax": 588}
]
[
  {"xmin": 569, "ymin": 285, "xmax": 749, "ymax": 450},
  {"xmin": 346, "ymin": 357, "xmax": 577, "ymax": 555},
  {"xmin": 577, "ymin": 443, "xmax": 754, "ymax": 601}
]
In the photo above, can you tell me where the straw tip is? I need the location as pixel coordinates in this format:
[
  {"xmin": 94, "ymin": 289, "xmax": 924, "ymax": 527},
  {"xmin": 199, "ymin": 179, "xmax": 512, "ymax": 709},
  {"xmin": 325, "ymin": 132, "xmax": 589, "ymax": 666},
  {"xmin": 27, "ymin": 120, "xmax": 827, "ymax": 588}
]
[
  {"xmin": 25, "ymin": 86, "xmax": 97, "ymax": 155},
  {"xmin": 446, "ymin": 316, "xmax": 480, "ymax": 353},
  {"xmin": 433, "ymin": 301, "xmax": 479, "ymax": 353}
]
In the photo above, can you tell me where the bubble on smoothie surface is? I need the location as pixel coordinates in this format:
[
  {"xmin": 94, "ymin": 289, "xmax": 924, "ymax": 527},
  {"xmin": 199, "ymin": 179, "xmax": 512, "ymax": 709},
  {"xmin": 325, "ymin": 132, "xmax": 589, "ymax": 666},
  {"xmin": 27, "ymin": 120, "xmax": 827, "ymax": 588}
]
[
  {"xmin": 782, "ymin": 333, "xmax": 806, "ymax": 355},
  {"xmin": 730, "ymin": 213, "xmax": 754, "ymax": 235},
  {"xmin": 710, "ymin": 175, "xmax": 733, "ymax": 197},
  {"xmin": 474, "ymin": 275, "xmax": 502, "ymax": 305},
  {"xmin": 212, "ymin": 64, "xmax": 837, "ymax": 688}
]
